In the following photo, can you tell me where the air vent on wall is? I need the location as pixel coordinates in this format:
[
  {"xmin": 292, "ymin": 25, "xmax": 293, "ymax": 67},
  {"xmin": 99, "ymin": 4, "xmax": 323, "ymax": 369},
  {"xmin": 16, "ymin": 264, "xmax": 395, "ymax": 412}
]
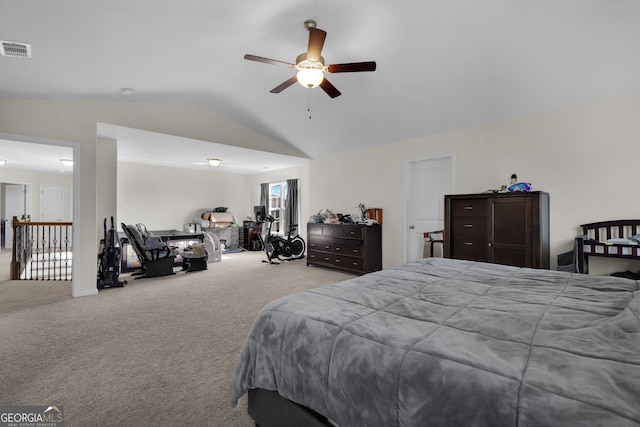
[{"xmin": 1, "ymin": 41, "xmax": 32, "ymax": 58}]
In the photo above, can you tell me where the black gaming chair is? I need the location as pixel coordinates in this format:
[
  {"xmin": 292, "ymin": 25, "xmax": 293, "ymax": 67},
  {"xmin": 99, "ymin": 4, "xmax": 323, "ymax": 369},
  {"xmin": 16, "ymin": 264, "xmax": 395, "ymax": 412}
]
[{"xmin": 121, "ymin": 223, "xmax": 179, "ymax": 278}]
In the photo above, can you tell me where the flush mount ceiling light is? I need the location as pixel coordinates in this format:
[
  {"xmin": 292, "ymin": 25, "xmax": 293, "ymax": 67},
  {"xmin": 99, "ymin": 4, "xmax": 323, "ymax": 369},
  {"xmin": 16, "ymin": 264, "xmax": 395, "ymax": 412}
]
[
  {"xmin": 207, "ymin": 158, "xmax": 222, "ymax": 167},
  {"xmin": 59, "ymin": 159, "xmax": 73, "ymax": 166},
  {"xmin": 0, "ymin": 159, "xmax": 6, "ymax": 166},
  {"xmin": 121, "ymin": 87, "xmax": 134, "ymax": 95}
]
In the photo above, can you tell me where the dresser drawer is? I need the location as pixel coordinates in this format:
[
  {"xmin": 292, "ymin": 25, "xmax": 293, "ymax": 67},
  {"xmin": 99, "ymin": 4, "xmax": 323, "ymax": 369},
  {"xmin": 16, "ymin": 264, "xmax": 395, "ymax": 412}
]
[
  {"xmin": 451, "ymin": 217, "xmax": 487, "ymax": 235},
  {"xmin": 451, "ymin": 234, "xmax": 487, "ymax": 261},
  {"xmin": 334, "ymin": 255, "xmax": 363, "ymax": 272},
  {"xmin": 308, "ymin": 239, "xmax": 332, "ymax": 252},
  {"xmin": 308, "ymin": 225, "xmax": 324, "ymax": 235},
  {"xmin": 333, "ymin": 242, "xmax": 362, "ymax": 257},
  {"xmin": 323, "ymin": 226, "xmax": 344, "ymax": 238},
  {"xmin": 451, "ymin": 199, "xmax": 487, "ymax": 217},
  {"xmin": 308, "ymin": 250, "xmax": 333, "ymax": 264},
  {"xmin": 343, "ymin": 227, "xmax": 363, "ymax": 239}
]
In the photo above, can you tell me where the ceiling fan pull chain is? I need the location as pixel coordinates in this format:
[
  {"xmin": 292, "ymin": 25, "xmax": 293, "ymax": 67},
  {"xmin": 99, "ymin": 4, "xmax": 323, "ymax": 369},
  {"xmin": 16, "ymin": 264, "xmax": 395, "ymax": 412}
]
[{"xmin": 308, "ymin": 90, "xmax": 312, "ymax": 120}]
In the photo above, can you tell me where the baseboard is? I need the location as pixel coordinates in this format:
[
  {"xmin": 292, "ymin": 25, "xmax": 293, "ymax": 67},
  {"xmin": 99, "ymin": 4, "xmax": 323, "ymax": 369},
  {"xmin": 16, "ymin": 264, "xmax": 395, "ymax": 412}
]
[{"xmin": 73, "ymin": 288, "xmax": 99, "ymax": 297}]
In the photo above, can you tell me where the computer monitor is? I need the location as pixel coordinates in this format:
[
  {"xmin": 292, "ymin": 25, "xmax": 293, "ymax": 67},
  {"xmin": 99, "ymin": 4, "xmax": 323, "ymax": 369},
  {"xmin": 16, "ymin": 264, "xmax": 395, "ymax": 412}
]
[{"xmin": 254, "ymin": 205, "xmax": 266, "ymax": 222}]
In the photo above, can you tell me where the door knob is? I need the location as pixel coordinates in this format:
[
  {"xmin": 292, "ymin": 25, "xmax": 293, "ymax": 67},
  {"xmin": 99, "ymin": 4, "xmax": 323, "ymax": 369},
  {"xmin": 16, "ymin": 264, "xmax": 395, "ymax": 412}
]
[{"xmin": 409, "ymin": 225, "xmax": 415, "ymax": 229}]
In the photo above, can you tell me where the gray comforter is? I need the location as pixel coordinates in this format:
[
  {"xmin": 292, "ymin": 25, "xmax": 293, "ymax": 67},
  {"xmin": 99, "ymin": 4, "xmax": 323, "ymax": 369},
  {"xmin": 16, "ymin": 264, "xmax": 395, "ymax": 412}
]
[{"xmin": 230, "ymin": 258, "xmax": 640, "ymax": 426}]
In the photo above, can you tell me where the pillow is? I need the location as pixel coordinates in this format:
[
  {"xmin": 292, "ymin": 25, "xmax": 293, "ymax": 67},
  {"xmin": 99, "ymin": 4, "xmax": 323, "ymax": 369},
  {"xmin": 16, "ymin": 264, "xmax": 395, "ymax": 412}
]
[
  {"xmin": 214, "ymin": 207, "xmax": 228, "ymax": 212},
  {"xmin": 202, "ymin": 211, "xmax": 213, "ymax": 220}
]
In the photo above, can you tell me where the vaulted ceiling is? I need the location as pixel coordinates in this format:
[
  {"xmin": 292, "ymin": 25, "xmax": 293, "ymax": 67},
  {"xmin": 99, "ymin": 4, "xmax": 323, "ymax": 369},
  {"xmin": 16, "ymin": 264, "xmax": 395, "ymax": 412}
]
[{"xmin": 1, "ymin": 1, "xmax": 639, "ymax": 169}]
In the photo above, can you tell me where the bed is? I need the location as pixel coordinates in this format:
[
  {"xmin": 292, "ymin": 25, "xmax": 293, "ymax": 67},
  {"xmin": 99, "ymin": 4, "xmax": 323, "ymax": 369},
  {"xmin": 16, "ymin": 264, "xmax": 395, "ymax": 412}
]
[
  {"xmin": 577, "ymin": 220, "xmax": 640, "ymax": 274},
  {"xmin": 230, "ymin": 257, "xmax": 640, "ymax": 426}
]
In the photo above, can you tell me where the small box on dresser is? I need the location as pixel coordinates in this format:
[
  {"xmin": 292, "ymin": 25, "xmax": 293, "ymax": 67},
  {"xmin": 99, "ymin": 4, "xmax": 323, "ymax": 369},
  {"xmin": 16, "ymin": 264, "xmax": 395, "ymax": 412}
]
[{"xmin": 307, "ymin": 223, "xmax": 382, "ymax": 274}]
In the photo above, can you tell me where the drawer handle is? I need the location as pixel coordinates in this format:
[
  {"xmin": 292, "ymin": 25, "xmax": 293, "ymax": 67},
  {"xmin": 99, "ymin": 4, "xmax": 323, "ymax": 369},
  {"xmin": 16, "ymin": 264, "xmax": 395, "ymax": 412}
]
[
  {"xmin": 464, "ymin": 242, "xmax": 474, "ymax": 246},
  {"xmin": 464, "ymin": 206, "xmax": 473, "ymax": 210},
  {"xmin": 324, "ymin": 257, "xmax": 331, "ymax": 261},
  {"xmin": 464, "ymin": 224, "xmax": 474, "ymax": 228},
  {"xmin": 336, "ymin": 259, "xmax": 341, "ymax": 263},
  {"xmin": 352, "ymin": 262, "xmax": 359, "ymax": 266}
]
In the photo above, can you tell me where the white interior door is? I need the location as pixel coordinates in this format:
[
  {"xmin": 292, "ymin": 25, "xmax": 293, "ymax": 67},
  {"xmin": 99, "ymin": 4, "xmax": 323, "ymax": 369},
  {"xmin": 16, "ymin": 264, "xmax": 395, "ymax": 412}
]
[
  {"xmin": 404, "ymin": 155, "xmax": 453, "ymax": 263},
  {"xmin": 41, "ymin": 184, "xmax": 64, "ymax": 222},
  {"xmin": 5, "ymin": 183, "xmax": 31, "ymax": 247}
]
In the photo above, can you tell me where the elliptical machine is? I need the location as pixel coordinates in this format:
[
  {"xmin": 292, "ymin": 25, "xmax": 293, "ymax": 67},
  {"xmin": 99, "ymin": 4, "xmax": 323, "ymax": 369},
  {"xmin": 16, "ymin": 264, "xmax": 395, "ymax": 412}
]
[
  {"xmin": 255, "ymin": 214, "xmax": 306, "ymax": 264},
  {"xmin": 97, "ymin": 216, "xmax": 127, "ymax": 289}
]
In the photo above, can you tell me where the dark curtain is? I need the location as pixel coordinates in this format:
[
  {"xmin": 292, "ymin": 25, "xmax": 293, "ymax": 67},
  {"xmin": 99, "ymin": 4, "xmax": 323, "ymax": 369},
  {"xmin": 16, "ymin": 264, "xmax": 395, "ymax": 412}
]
[
  {"xmin": 285, "ymin": 179, "xmax": 298, "ymax": 232},
  {"xmin": 259, "ymin": 183, "xmax": 269, "ymax": 214}
]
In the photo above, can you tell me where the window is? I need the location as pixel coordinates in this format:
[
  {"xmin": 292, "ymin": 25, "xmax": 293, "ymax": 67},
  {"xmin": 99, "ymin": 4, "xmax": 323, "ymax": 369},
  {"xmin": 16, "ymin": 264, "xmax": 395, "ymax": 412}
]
[{"xmin": 269, "ymin": 181, "xmax": 288, "ymax": 234}]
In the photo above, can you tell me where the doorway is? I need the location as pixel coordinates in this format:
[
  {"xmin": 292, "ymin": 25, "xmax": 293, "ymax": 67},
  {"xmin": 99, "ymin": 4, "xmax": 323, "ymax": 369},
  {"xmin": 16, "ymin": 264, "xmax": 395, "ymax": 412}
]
[
  {"xmin": 404, "ymin": 155, "xmax": 454, "ymax": 263},
  {"xmin": 3, "ymin": 183, "xmax": 32, "ymax": 248}
]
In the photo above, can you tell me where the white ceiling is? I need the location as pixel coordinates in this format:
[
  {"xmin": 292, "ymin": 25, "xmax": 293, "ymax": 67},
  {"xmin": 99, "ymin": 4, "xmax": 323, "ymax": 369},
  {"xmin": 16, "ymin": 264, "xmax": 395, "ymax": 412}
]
[
  {"xmin": 0, "ymin": 139, "xmax": 74, "ymax": 174},
  {"xmin": 1, "ymin": 1, "xmax": 640, "ymax": 172},
  {"xmin": 99, "ymin": 124, "xmax": 309, "ymax": 174}
]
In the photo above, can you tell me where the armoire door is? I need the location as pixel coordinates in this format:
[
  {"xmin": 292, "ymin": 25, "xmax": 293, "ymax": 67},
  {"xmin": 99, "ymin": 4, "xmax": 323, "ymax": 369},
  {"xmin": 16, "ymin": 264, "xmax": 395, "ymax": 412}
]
[{"xmin": 489, "ymin": 196, "xmax": 532, "ymax": 267}]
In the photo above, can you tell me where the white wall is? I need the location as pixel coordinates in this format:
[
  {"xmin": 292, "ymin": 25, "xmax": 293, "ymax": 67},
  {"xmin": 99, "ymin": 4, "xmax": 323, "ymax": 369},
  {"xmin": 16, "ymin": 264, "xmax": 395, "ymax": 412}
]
[
  {"xmin": 117, "ymin": 162, "xmax": 251, "ymax": 231},
  {"xmin": 309, "ymin": 93, "xmax": 640, "ymax": 272},
  {"xmin": 96, "ymin": 137, "xmax": 118, "ymax": 230}
]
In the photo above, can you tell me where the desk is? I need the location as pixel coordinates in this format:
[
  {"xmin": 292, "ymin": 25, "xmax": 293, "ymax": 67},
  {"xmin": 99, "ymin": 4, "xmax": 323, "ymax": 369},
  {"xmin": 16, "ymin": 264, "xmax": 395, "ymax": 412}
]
[{"xmin": 118, "ymin": 230, "xmax": 204, "ymax": 272}]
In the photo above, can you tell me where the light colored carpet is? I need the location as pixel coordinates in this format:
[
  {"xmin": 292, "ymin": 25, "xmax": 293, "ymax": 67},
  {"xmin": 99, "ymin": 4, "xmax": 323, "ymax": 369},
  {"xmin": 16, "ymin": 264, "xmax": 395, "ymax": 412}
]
[{"xmin": 0, "ymin": 250, "xmax": 354, "ymax": 426}]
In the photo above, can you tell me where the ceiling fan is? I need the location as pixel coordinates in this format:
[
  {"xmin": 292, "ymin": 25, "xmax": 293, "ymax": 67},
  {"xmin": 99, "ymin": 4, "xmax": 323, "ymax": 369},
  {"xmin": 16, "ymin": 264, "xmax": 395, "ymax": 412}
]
[{"xmin": 244, "ymin": 20, "xmax": 376, "ymax": 98}]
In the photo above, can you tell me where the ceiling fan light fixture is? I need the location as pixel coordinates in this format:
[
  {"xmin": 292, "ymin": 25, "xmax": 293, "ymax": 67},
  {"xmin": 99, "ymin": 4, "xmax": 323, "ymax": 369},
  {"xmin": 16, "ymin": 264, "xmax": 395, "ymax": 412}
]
[
  {"xmin": 244, "ymin": 21, "xmax": 374, "ymax": 98},
  {"xmin": 297, "ymin": 68, "xmax": 324, "ymax": 88},
  {"xmin": 207, "ymin": 158, "xmax": 222, "ymax": 167}
]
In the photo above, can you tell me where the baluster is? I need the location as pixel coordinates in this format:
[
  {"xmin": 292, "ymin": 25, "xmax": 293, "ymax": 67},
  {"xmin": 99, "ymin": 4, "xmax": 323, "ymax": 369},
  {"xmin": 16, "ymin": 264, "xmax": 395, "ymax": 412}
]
[
  {"xmin": 53, "ymin": 224, "xmax": 57, "ymax": 280},
  {"xmin": 10, "ymin": 217, "xmax": 19, "ymax": 280},
  {"xmin": 47, "ymin": 225, "xmax": 52, "ymax": 280},
  {"xmin": 35, "ymin": 224, "xmax": 39, "ymax": 280},
  {"xmin": 58, "ymin": 224, "xmax": 62, "ymax": 280},
  {"xmin": 63, "ymin": 225, "xmax": 68, "ymax": 280},
  {"xmin": 56, "ymin": 224, "xmax": 60, "ymax": 280},
  {"xmin": 40, "ymin": 224, "xmax": 43, "ymax": 280},
  {"xmin": 66, "ymin": 224, "xmax": 71, "ymax": 280}
]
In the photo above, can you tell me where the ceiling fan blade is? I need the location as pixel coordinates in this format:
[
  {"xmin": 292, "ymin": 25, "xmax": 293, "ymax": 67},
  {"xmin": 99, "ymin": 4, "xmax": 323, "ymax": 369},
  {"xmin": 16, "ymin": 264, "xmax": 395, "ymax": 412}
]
[
  {"xmin": 270, "ymin": 76, "xmax": 298, "ymax": 94},
  {"xmin": 244, "ymin": 54, "xmax": 294, "ymax": 67},
  {"xmin": 319, "ymin": 77, "xmax": 341, "ymax": 98},
  {"xmin": 307, "ymin": 28, "xmax": 327, "ymax": 62},
  {"xmin": 327, "ymin": 61, "xmax": 377, "ymax": 73}
]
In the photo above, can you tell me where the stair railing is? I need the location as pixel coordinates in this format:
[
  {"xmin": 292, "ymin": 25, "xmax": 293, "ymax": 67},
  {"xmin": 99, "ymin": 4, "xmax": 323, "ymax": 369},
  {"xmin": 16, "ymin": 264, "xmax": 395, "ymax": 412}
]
[{"xmin": 11, "ymin": 216, "xmax": 73, "ymax": 280}]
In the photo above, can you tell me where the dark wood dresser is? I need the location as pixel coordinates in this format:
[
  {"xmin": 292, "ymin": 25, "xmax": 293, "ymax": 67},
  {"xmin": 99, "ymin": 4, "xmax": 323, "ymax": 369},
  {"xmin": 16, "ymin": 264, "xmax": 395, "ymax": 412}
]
[
  {"xmin": 444, "ymin": 191, "xmax": 550, "ymax": 269},
  {"xmin": 307, "ymin": 223, "xmax": 382, "ymax": 274}
]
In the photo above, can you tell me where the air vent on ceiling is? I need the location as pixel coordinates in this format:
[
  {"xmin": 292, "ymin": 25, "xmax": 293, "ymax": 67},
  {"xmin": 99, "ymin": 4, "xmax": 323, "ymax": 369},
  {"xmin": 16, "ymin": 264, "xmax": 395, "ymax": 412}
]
[{"xmin": 1, "ymin": 41, "xmax": 32, "ymax": 58}]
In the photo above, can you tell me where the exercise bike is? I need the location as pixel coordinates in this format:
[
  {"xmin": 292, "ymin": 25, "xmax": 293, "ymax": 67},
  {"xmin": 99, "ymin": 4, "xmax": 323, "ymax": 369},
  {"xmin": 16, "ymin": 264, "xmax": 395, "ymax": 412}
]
[{"xmin": 255, "ymin": 215, "xmax": 306, "ymax": 264}]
